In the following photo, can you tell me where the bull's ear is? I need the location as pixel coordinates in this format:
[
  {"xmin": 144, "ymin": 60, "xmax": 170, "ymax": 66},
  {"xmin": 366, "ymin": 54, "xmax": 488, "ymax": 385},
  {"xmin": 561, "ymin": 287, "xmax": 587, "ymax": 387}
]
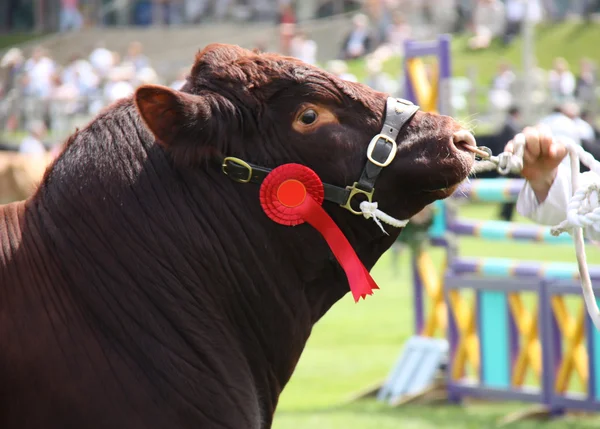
[{"xmin": 135, "ymin": 84, "xmax": 220, "ymax": 163}]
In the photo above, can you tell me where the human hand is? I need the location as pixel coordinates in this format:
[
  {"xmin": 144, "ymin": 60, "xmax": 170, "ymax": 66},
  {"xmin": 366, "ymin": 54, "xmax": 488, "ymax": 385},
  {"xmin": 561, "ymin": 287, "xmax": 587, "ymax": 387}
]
[{"xmin": 503, "ymin": 125, "xmax": 568, "ymax": 202}]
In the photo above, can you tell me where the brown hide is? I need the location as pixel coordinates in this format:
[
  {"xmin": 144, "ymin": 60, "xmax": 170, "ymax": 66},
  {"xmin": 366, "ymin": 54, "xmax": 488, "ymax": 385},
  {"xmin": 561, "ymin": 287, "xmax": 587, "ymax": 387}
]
[{"xmin": 0, "ymin": 44, "xmax": 475, "ymax": 429}]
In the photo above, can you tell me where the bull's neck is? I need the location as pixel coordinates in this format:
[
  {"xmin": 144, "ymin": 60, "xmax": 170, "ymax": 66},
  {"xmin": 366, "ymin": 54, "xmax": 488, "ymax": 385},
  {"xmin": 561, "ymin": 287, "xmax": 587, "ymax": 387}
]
[{"xmin": 23, "ymin": 154, "xmax": 351, "ymax": 425}]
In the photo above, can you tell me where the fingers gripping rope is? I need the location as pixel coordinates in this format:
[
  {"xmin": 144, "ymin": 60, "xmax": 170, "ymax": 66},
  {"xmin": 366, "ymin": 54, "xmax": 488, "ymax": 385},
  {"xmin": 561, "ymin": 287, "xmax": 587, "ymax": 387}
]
[{"xmin": 474, "ymin": 134, "xmax": 600, "ymax": 331}]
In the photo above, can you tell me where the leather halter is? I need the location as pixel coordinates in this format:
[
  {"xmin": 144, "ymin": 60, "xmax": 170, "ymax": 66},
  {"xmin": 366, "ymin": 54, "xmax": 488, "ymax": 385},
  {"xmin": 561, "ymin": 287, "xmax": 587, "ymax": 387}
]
[{"xmin": 221, "ymin": 97, "xmax": 420, "ymax": 215}]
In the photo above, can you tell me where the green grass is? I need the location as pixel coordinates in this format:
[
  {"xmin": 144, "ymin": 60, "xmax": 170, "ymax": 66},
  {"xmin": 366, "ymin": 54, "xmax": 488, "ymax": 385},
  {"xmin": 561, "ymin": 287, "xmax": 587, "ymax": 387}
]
[
  {"xmin": 346, "ymin": 22, "xmax": 600, "ymax": 87},
  {"xmin": 272, "ymin": 202, "xmax": 600, "ymax": 429},
  {"xmin": 450, "ymin": 22, "xmax": 600, "ymax": 86},
  {"xmin": 0, "ymin": 32, "xmax": 47, "ymax": 51}
]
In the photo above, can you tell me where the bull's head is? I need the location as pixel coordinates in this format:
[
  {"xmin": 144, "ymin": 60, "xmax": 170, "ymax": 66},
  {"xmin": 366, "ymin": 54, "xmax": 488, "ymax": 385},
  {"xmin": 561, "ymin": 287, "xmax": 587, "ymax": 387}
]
[{"xmin": 134, "ymin": 43, "xmax": 474, "ymax": 252}]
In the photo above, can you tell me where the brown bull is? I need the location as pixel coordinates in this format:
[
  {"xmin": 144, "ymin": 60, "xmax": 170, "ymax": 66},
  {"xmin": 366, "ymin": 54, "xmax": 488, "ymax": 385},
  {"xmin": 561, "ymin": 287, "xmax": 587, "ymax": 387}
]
[
  {"xmin": 0, "ymin": 151, "xmax": 53, "ymax": 203},
  {"xmin": 0, "ymin": 44, "xmax": 476, "ymax": 428}
]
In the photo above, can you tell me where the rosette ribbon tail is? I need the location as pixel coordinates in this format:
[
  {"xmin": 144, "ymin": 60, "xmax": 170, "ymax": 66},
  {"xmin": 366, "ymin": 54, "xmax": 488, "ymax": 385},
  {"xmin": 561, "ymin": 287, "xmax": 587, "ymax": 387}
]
[{"xmin": 298, "ymin": 196, "xmax": 379, "ymax": 302}]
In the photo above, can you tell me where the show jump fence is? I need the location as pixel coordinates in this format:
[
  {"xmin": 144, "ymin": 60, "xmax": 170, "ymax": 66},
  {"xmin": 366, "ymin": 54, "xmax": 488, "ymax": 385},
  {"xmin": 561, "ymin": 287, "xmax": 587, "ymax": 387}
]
[
  {"xmin": 377, "ymin": 34, "xmax": 600, "ymax": 417},
  {"xmin": 407, "ymin": 178, "xmax": 600, "ymax": 415}
]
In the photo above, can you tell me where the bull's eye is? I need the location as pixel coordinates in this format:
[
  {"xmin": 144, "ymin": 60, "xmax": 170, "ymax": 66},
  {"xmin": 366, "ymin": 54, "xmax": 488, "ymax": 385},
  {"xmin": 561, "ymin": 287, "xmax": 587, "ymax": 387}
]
[
  {"xmin": 293, "ymin": 105, "xmax": 337, "ymax": 133},
  {"xmin": 300, "ymin": 109, "xmax": 318, "ymax": 125}
]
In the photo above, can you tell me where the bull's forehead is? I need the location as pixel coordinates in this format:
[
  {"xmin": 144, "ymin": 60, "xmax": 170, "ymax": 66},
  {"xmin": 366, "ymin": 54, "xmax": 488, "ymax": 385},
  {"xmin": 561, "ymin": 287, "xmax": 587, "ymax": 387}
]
[
  {"xmin": 190, "ymin": 44, "xmax": 306, "ymax": 85},
  {"xmin": 187, "ymin": 43, "xmax": 382, "ymax": 112}
]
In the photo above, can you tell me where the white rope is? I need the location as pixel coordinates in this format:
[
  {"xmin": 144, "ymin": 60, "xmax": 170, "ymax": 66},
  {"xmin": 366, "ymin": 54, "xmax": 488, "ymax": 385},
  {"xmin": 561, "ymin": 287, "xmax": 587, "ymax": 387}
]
[
  {"xmin": 549, "ymin": 140, "xmax": 600, "ymax": 332},
  {"xmin": 359, "ymin": 201, "xmax": 410, "ymax": 235},
  {"xmin": 472, "ymin": 135, "xmax": 600, "ymax": 331}
]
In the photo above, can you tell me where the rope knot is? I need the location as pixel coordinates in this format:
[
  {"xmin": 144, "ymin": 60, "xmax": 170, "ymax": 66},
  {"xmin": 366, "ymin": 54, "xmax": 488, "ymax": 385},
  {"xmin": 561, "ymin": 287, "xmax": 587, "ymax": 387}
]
[{"xmin": 359, "ymin": 201, "xmax": 410, "ymax": 235}]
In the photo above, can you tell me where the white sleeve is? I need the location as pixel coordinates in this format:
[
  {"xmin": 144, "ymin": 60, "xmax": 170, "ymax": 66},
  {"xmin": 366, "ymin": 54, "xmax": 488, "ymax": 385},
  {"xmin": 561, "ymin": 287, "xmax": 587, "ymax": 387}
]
[{"xmin": 516, "ymin": 162, "xmax": 600, "ymax": 241}]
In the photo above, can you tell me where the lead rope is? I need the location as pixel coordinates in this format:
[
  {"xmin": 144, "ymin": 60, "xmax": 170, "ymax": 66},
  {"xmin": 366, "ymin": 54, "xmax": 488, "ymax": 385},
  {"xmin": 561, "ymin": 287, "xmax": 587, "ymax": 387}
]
[
  {"xmin": 474, "ymin": 134, "xmax": 600, "ymax": 332},
  {"xmin": 359, "ymin": 201, "xmax": 410, "ymax": 235}
]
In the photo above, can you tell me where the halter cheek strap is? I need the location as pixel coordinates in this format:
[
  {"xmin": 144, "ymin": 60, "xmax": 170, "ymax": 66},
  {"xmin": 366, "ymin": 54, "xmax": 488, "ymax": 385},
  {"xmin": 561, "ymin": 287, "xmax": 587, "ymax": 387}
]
[
  {"xmin": 345, "ymin": 97, "xmax": 420, "ymax": 214},
  {"xmin": 221, "ymin": 97, "xmax": 420, "ymax": 216}
]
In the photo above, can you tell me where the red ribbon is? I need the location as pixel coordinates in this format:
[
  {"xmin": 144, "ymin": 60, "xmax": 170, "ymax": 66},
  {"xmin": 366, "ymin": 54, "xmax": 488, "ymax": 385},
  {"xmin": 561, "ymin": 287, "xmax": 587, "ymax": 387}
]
[{"xmin": 259, "ymin": 164, "xmax": 379, "ymax": 302}]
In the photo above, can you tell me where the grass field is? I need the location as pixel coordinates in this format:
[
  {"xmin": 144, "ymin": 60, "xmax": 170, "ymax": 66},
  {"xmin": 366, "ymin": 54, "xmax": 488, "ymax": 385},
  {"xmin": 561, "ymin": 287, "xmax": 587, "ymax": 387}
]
[
  {"xmin": 272, "ymin": 202, "xmax": 600, "ymax": 429},
  {"xmin": 346, "ymin": 22, "xmax": 600, "ymax": 86}
]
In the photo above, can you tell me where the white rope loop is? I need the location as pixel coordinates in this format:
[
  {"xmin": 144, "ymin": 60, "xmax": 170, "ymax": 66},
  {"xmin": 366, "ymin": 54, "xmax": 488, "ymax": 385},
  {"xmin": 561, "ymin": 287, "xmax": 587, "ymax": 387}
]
[
  {"xmin": 560, "ymin": 140, "xmax": 600, "ymax": 332},
  {"xmin": 473, "ymin": 134, "xmax": 600, "ymax": 331},
  {"xmin": 359, "ymin": 201, "xmax": 410, "ymax": 235}
]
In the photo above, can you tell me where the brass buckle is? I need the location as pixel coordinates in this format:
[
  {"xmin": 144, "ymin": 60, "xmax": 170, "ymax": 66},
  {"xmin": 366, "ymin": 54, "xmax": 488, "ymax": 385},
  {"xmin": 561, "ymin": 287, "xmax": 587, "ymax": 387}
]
[
  {"xmin": 222, "ymin": 157, "xmax": 253, "ymax": 183},
  {"xmin": 341, "ymin": 182, "xmax": 374, "ymax": 215},
  {"xmin": 366, "ymin": 134, "xmax": 397, "ymax": 167}
]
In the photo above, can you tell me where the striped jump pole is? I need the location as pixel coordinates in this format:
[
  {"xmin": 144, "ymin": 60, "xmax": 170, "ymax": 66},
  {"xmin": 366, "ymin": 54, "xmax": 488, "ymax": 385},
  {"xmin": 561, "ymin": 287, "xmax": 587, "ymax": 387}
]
[
  {"xmin": 448, "ymin": 219, "xmax": 576, "ymax": 244},
  {"xmin": 402, "ymin": 35, "xmax": 453, "ymax": 337},
  {"xmin": 455, "ymin": 178, "xmax": 525, "ymax": 202},
  {"xmin": 403, "ymin": 172, "xmax": 600, "ymax": 419},
  {"xmin": 451, "ymin": 257, "xmax": 600, "ymax": 281}
]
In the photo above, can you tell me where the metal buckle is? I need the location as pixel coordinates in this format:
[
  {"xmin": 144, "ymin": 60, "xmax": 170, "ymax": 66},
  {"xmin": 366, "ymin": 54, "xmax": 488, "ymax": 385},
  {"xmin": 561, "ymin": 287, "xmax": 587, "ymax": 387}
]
[
  {"xmin": 341, "ymin": 182, "xmax": 374, "ymax": 215},
  {"xmin": 366, "ymin": 134, "xmax": 397, "ymax": 168},
  {"xmin": 222, "ymin": 157, "xmax": 253, "ymax": 183}
]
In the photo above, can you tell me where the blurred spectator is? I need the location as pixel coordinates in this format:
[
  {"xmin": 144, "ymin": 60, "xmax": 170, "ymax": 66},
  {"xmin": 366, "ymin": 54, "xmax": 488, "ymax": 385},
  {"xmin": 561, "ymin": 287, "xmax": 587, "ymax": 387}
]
[
  {"xmin": 548, "ymin": 57, "xmax": 576, "ymax": 103},
  {"xmin": 290, "ymin": 30, "xmax": 318, "ymax": 65},
  {"xmin": 22, "ymin": 46, "xmax": 57, "ymax": 99},
  {"xmin": 123, "ymin": 41, "xmax": 150, "ymax": 72},
  {"xmin": 384, "ymin": 12, "xmax": 412, "ymax": 56},
  {"xmin": 364, "ymin": 0, "xmax": 394, "ymax": 45},
  {"xmin": 277, "ymin": 2, "xmax": 296, "ymax": 55},
  {"xmin": 575, "ymin": 58, "xmax": 597, "ymax": 106},
  {"xmin": 489, "ymin": 61, "xmax": 516, "ymax": 110},
  {"xmin": 454, "ymin": 0, "xmax": 473, "ymax": 33},
  {"xmin": 104, "ymin": 66, "xmax": 135, "ymax": 104},
  {"xmin": 581, "ymin": 110, "xmax": 600, "ymax": 141},
  {"xmin": 503, "ymin": 0, "xmax": 525, "ymax": 45},
  {"xmin": 62, "ymin": 53, "xmax": 100, "ymax": 97},
  {"xmin": 49, "ymin": 73, "xmax": 80, "ymax": 138},
  {"xmin": 340, "ymin": 13, "xmax": 374, "ymax": 60},
  {"xmin": 498, "ymin": 105, "xmax": 522, "ymax": 145},
  {"xmin": 497, "ymin": 106, "xmax": 522, "ymax": 221},
  {"xmin": 580, "ymin": 110, "xmax": 600, "ymax": 165},
  {"xmin": 60, "ymin": 0, "xmax": 84, "ymax": 32},
  {"xmin": 504, "ymin": 0, "xmax": 543, "ymax": 45},
  {"xmin": 20, "ymin": 121, "xmax": 48, "ymax": 155},
  {"xmin": 539, "ymin": 101, "xmax": 582, "ymax": 145},
  {"xmin": 1, "ymin": 47, "xmax": 25, "ymax": 94},
  {"xmin": 89, "ymin": 42, "xmax": 114, "ymax": 78},
  {"xmin": 573, "ymin": 108, "xmax": 596, "ymax": 145},
  {"xmin": 468, "ymin": 0, "xmax": 505, "ymax": 50}
]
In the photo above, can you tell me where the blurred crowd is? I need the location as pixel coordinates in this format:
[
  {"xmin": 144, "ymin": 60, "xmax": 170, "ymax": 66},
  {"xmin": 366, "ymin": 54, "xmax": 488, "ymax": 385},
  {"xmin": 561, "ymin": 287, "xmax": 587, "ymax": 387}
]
[
  {"xmin": 3, "ymin": 0, "xmax": 600, "ymax": 33},
  {"xmin": 0, "ymin": 41, "xmax": 184, "ymax": 147}
]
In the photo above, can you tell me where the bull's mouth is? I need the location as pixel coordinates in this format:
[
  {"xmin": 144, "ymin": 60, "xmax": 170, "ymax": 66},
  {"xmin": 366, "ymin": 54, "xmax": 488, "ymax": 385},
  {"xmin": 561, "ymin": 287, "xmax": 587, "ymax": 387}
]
[{"xmin": 422, "ymin": 130, "xmax": 476, "ymax": 196}]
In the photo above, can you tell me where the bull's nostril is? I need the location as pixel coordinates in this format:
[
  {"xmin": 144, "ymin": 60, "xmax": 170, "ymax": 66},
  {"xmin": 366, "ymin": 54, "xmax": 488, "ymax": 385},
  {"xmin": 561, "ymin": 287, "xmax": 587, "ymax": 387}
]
[{"xmin": 452, "ymin": 130, "xmax": 478, "ymax": 154}]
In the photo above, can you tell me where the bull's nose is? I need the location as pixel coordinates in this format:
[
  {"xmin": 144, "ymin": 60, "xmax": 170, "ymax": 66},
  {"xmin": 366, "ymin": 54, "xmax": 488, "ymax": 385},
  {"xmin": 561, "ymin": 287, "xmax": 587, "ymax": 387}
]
[{"xmin": 452, "ymin": 130, "xmax": 477, "ymax": 151}]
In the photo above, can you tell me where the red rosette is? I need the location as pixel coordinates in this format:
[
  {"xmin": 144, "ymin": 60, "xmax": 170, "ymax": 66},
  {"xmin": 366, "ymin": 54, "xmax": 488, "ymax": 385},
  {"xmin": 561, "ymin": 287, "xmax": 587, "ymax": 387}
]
[
  {"xmin": 259, "ymin": 163, "xmax": 379, "ymax": 302},
  {"xmin": 259, "ymin": 164, "xmax": 324, "ymax": 226}
]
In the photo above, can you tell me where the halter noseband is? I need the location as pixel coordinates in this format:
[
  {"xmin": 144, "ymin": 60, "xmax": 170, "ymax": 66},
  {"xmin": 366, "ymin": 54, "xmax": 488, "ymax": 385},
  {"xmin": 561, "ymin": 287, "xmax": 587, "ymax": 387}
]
[{"xmin": 221, "ymin": 97, "xmax": 420, "ymax": 215}]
